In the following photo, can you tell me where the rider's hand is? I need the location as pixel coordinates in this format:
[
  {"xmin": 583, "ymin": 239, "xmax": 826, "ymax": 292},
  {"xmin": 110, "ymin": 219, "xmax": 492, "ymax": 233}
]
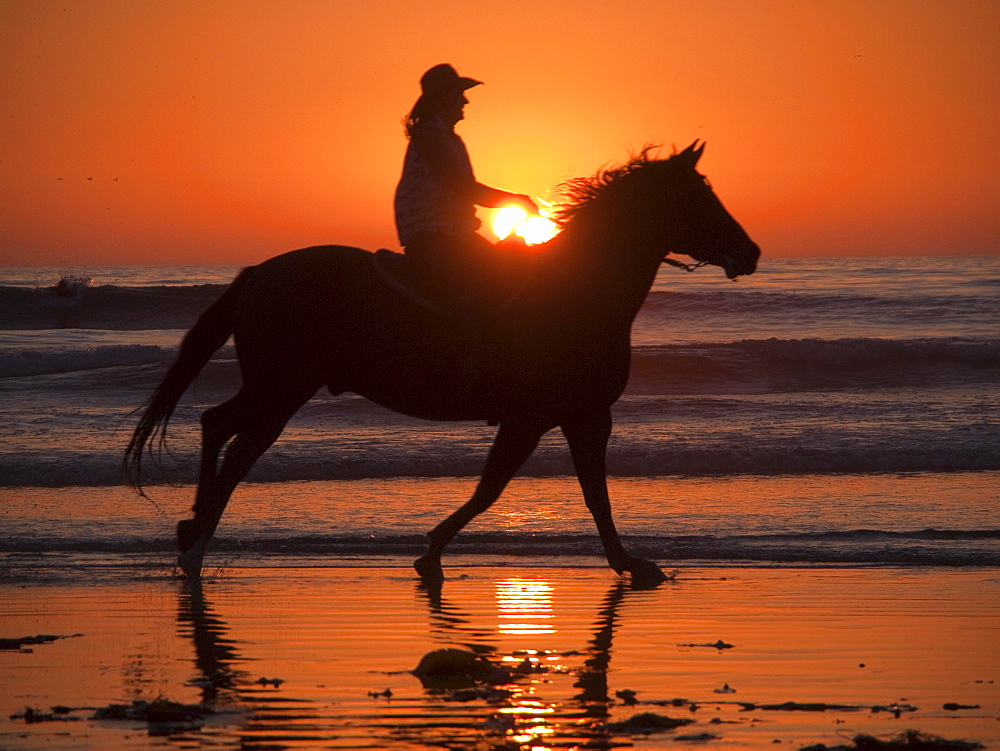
[{"xmin": 514, "ymin": 194, "xmax": 539, "ymax": 215}]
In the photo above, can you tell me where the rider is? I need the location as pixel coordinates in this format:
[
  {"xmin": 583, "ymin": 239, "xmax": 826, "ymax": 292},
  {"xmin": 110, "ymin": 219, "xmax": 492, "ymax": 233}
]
[{"xmin": 394, "ymin": 63, "xmax": 537, "ymax": 310}]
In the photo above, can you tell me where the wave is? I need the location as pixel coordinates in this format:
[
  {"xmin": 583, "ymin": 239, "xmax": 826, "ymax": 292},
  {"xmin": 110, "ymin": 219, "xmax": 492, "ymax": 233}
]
[
  {"xmin": 3, "ymin": 436, "xmax": 997, "ymax": 487},
  {"xmin": 0, "ymin": 283, "xmax": 227, "ymax": 331},
  {"xmin": 3, "ymin": 280, "xmax": 993, "ymax": 333},
  {"xmin": 640, "ymin": 287, "xmax": 991, "ymax": 317},
  {"xmin": 0, "ymin": 345, "xmax": 236, "ymax": 379},
  {"xmin": 628, "ymin": 336, "xmax": 998, "ymax": 393},
  {"xmin": 0, "ymin": 344, "xmax": 176, "ymax": 378},
  {"xmin": 3, "ymin": 529, "xmax": 997, "ymax": 567},
  {"xmin": 3, "ymin": 331, "xmax": 994, "ymax": 389}
]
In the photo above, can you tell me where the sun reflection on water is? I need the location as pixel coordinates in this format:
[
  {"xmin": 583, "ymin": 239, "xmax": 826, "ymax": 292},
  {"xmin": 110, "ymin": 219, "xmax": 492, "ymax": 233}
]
[
  {"xmin": 495, "ymin": 577, "xmax": 556, "ymax": 636},
  {"xmin": 491, "ymin": 578, "xmax": 563, "ymax": 746}
]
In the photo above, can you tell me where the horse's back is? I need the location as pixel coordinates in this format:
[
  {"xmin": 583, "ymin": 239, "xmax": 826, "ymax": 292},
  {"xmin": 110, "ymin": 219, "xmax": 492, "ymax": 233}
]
[
  {"xmin": 240, "ymin": 244, "xmax": 374, "ymax": 302},
  {"xmin": 252, "ymin": 244, "xmax": 371, "ymax": 282},
  {"xmin": 229, "ymin": 246, "xmax": 375, "ymax": 371}
]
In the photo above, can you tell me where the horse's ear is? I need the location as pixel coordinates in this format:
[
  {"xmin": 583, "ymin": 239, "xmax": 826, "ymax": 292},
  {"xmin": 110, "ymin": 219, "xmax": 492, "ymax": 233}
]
[
  {"xmin": 688, "ymin": 140, "xmax": 705, "ymax": 164},
  {"xmin": 678, "ymin": 140, "xmax": 705, "ymax": 168}
]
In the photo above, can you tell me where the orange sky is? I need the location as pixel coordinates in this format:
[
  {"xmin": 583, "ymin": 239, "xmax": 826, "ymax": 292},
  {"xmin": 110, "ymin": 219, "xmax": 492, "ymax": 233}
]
[{"xmin": 1, "ymin": 0, "xmax": 997, "ymax": 266}]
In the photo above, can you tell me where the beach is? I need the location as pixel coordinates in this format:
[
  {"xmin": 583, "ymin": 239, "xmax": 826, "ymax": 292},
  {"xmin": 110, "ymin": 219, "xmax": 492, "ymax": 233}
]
[
  {"xmin": 2, "ymin": 565, "xmax": 998, "ymax": 750},
  {"xmin": 3, "ymin": 0, "xmax": 998, "ymax": 745}
]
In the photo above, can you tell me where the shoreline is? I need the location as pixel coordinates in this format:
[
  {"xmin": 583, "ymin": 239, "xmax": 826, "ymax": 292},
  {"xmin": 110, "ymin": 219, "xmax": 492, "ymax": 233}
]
[
  {"xmin": 4, "ymin": 473, "xmax": 999, "ymax": 573},
  {"xmin": 2, "ymin": 565, "xmax": 998, "ymax": 749}
]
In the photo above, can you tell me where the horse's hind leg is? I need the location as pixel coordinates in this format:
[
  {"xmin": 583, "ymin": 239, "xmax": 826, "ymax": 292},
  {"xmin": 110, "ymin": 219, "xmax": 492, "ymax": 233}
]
[
  {"xmin": 175, "ymin": 394, "xmax": 248, "ymax": 559},
  {"xmin": 177, "ymin": 386, "xmax": 314, "ymax": 579},
  {"xmin": 198, "ymin": 398, "xmax": 244, "ymax": 492},
  {"xmin": 415, "ymin": 420, "xmax": 550, "ymax": 583}
]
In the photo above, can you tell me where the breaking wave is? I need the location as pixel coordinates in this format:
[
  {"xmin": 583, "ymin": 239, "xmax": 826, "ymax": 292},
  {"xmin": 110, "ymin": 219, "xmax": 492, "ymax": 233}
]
[{"xmin": 0, "ymin": 283, "xmax": 227, "ymax": 331}]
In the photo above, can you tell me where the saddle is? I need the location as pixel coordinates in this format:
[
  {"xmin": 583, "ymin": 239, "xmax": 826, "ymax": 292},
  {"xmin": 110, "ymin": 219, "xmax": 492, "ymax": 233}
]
[
  {"xmin": 372, "ymin": 248, "xmax": 510, "ymax": 426},
  {"xmin": 372, "ymin": 248, "xmax": 453, "ymax": 317},
  {"xmin": 373, "ymin": 246, "xmax": 527, "ymax": 318}
]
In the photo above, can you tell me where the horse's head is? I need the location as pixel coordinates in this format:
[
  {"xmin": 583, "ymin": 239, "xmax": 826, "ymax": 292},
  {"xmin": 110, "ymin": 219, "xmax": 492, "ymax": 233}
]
[
  {"xmin": 653, "ymin": 141, "xmax": 760, "ymax": 279},
  {"xmin": 556, "ymin": 143, "xmax": 760, "ymax": 280}
]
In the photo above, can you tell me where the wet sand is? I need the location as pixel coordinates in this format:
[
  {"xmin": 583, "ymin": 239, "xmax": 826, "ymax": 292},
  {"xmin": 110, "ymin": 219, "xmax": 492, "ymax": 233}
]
[{"xmin": 2, "ymin": 566, "xmax": 998, "ymax": 749}]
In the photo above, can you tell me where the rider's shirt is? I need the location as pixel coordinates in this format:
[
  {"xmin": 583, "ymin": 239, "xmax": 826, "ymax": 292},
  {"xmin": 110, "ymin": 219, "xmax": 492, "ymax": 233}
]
[{"xmin": 394, "ymin": 117, "xmax": 481, "ymax": 247}]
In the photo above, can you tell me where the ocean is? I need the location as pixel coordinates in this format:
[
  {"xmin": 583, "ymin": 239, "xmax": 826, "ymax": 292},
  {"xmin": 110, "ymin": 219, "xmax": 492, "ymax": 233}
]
[{"xmin": 1, "ymin": 255, "xmax": 998, "ymax": 576}]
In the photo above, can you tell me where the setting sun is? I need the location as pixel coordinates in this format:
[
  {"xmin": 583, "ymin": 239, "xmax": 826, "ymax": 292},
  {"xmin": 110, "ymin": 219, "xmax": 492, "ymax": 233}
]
[{"xmin": 492, "ymin": 205, "xmax": 560, "ymax": 245}]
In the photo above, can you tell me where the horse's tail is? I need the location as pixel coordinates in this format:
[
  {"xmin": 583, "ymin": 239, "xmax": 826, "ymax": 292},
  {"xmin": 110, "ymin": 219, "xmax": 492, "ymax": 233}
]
[{"xmin": 124, "ymin": 266, "xmax": 255, "ymax": 495}]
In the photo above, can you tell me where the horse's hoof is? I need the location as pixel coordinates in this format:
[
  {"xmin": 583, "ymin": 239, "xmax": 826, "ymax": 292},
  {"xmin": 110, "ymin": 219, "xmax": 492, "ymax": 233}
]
[
  {"xmin": 177, "ymin": 536, "xmax": 210, "ymax": 580},
  {"xmin": 625, "ymin": 558, "xmax": 668, "ymax": 589},
  {"xmin": 414, "ymin": 555, "xmax": 444, "ymax": 583}
]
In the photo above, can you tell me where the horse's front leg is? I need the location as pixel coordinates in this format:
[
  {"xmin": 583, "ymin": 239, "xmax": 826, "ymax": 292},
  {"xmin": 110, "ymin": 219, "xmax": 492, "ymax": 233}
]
[
  {"xmin": 415, "ymin": 419, "xmax": 550, "ymax": 583},
  {"xmin": 562, "ymin": 409, "xmax": 667, "ymax": 588}
]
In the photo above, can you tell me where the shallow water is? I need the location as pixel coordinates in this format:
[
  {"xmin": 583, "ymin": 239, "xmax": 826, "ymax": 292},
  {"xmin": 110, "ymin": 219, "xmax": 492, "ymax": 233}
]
[
  {"xmin": 3, "ymin": 473, "xmax": 998, "ymax": 576},
  {"xmin": 2, "ymin": 567, "xmax": 998, "ymax": 749}
]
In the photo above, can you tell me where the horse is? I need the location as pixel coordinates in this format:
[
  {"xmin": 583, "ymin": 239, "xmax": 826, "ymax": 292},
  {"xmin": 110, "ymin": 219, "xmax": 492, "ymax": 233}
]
[{"xmin": 125, "ymin": 141, "xmax": 760, "ymax": 587}]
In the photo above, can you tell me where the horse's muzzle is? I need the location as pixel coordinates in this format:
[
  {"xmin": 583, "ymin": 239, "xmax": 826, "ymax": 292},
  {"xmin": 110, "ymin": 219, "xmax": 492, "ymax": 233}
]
[{"xmin": 722, "ymin": 242, "xmax": 761, "ymax": 280}]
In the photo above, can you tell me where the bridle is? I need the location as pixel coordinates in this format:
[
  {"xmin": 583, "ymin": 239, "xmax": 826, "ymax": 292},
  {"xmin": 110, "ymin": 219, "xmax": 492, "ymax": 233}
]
[
  {"xmin": 661, "ymin": 256, "xmax": 710, "ymax": 272},
  {"xmin": 663, "ymin": 253, "xmax": 744, "ymax": 281}
]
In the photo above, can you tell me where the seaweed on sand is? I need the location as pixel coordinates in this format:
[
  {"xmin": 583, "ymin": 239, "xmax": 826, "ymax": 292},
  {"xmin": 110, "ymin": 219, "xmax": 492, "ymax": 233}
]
[
  {"xmin": 605, "ymin": 712, "xmax": 695, "ymax": 735},
  {"xmin": 800, "ymin": 729, "xmax": 984, "ymax": 750},
  {"xmin": 9, "ymin": 706, "xmax": 80, "ymax": 724},
  {"xmin": 412, "ymin": 647, "xmax": 512, "ymax": 689},
  {"xmin": 91, "ymin": 697, "xmax": 215, "ymax": 735},
  {"xmin": 0, "ymin": 633, "xmax": 83, "ymax": 652}
]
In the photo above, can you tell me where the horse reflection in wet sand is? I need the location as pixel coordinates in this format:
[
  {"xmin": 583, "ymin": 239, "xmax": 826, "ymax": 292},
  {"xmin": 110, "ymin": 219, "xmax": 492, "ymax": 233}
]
[
  {"xmin": 180, "ymin": 578, "xmax": 654, "ymax": 746},
  {"xmin": 125, "ymin": 142, "xmax": 760, "ymax": 586}
]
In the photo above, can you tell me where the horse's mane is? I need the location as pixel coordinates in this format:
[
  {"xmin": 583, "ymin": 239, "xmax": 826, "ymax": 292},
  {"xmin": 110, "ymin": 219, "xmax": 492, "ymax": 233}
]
[{"xmin": 553, "ymin": 144, "xmax": 665, "ymax": 227}]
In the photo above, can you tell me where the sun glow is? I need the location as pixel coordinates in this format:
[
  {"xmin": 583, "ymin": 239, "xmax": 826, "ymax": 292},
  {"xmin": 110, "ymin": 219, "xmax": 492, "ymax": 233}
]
[{"xmin": 491, "ymin": 204, "xmax": 560, "ymax": 245}]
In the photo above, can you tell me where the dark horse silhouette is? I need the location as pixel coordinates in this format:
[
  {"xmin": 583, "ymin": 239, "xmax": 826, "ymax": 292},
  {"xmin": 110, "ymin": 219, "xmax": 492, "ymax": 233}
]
[{"xmin": 125, "ymin": 142, "xmax": 760, "ymax": 586}]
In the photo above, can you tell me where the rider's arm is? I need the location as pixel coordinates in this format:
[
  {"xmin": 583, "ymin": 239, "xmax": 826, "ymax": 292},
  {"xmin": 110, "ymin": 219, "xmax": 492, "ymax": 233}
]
[
  {"xmin": 470, "ymin": 183, "xmax": 537, "ymax": 214},
  {"xmin": 414, "ymin": 127, "xmax": 537, "ymax": 214}
]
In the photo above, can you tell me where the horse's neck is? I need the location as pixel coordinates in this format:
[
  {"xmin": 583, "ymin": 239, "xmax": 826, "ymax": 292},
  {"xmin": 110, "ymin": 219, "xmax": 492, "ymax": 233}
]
[{"xmin": 545, "ymin": 227, "xmax": 662, "ymax": 324}]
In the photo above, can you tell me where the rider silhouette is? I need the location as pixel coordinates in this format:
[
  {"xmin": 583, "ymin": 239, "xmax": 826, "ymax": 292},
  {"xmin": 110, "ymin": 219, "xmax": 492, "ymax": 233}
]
[{"xmin": 394, "ymin": 64, "xmax": 537, "ymax": 311}]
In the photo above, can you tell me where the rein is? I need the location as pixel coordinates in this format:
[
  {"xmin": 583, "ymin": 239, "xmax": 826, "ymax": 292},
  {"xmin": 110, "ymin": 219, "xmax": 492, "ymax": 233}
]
[{"xmin": 661, "ymin": 256, "xmax": 710, "ymax": 272}]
